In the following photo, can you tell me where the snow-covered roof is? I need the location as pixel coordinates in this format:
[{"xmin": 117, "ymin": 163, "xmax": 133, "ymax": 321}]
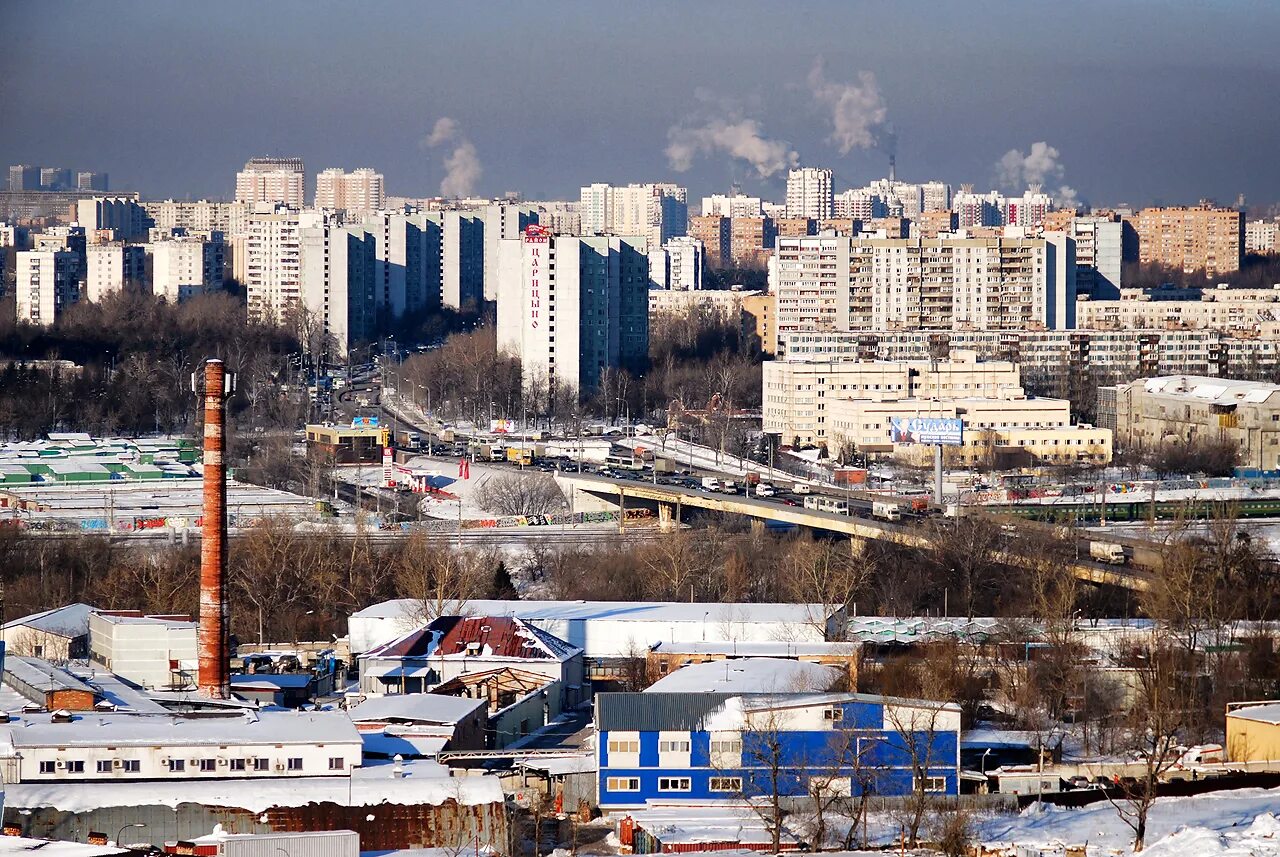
[
  {"xmin": 1140, "ymin": 375, "xmax": 1280, "ymax": 405},
  {"xmin": 365, "ymin": 616, "xmax": 581, "ymax": 663},
  {"xmin": 352, "ymin": 598, "xmax": 834, "ymax": 626},
  {"xmin": 0, "ymin": 838, "xmax": 125, "ymax": 857},
  {"xmin": 94, "ymin": 613, "xmax": 195, "ymax": 629},
  {"xmin": 0, "ymin": 710, "xmax": 360, "ymax": 750},
  {"xmin": 348, "ymin": 693, "xmax": 486, "ymax": 725},
  {"xmin": 1227, "ymin": 703, "xmax": 1280, "ymax": 725},
  {"xmin": 645, "ymin": 657, "xmax": 841, "ymax": 694},
  {"xmin": 514, "ymin": 753, "xmax": 596, "ymax": 776},
  {"xmin": 650, "ymin": 640, "xmax": 859, "ymax": 656},
  {"xmin": 3, "ymin": 760, "xmax": 503, "ymax": 813},
  {"xmin": 3, "ymin": 603, "xmax": 94, "ymax": 638}
]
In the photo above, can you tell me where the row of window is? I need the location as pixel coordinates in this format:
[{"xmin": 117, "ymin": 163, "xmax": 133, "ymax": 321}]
[
  {"xmin": 37, "ymin": 756, "xmax": 346, "ymax": 774},
  {"xmin": 604, "ymin": 774, "xmax": 949, "ymax": 794},
  {"xmin": 610, "ymin": 738, "xmax": 744, "ymax": 755}
]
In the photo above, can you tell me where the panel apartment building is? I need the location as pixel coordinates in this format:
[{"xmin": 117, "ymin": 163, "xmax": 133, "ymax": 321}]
[
  {"xmin": 496, "ymin": 226, "xmax": 648, "ymax": 396},
  {"xmin": 1128, "ymin": 203, "xmax": 1244, "ymax": 277},
  {"xmin": 771, "ymin": 233, "xmax": 1076, "ymax": 355}
]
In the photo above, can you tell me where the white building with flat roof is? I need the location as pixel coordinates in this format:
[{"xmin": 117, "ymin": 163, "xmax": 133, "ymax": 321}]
[
  {"xmin": 150, "ymin": 236, "xmax": 224, "ymax": 302},
  {"xmin": 235, "ymin": 157, "xmax": 305, "ymax": 207},
  {"xmin": 648, "ymin": 236, "xmax": 704, "ymax": 290},
  {"xmin": 84, "ymin": 243, "xmax": 144, "ymax": 302},
  {"xmin": 15, "ymin": 249, "xmax": 77, "ymax": 325},
  {"xmin": 579, "ymin": 183, "xmax": 687, "ymax": 247},
  {"xmin": 786, "ymin": 168, "xmax": 833, "ymax": 220},
  {"xmin": 315, "ymin": 167, "xmax": 385, "ymax": 212},
  {"xmin": 88, "ymin": 611, "xmax": 196, "ymax": 690}
]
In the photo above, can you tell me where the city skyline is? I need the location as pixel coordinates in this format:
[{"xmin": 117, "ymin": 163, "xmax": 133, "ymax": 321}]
[{"xmin": 4, "ymin": 0, "xmax": 1280, "ymax": 207}]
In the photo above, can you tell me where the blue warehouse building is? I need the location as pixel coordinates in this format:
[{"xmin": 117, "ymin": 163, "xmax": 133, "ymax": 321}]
[{"xmin": 596, "ymin": 692, "xmax": 961, "ymax": 810}]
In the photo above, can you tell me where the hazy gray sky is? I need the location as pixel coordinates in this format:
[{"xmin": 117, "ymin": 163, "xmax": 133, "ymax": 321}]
[{"xmin": 3, "ymin": 0, "xmax": 1278, "ymax": 207}]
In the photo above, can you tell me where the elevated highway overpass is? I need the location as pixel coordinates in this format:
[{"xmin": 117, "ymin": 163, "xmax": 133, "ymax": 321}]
[{"xmin": 557, "ymin": 472, "xmax": 1156, "ymax": 592}]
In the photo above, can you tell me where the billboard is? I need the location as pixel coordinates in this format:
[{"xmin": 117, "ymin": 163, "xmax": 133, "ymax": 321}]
[
  {"xmin": 352, "ymin": 415, "xmax": 379, "ymax": 428},
  {"xmin": 490, "ymin": 419, "xmax": 517, "ymax": 434},
  {"xmin": 890, "ymin": 417, "xmax": 964, "ymax": 446}
]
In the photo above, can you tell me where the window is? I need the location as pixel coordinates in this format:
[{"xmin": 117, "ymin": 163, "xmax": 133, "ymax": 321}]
[
  {"xmin": 122, "ymin": 759, "xmax": 140, "ymax": 773},
  {"xmin": 658, "ymin": 739, "xmax": 691, "ymax": 753},
  {"xmin": 658, "ymin": 777, "xmax": 691, "ymax": 792},
  {"xmin": 915, "ymin": 775, "xmax": 948, "ymax": 793},
  {"xmin": 709, "ymin": 739, "xmax": 742, "ymax": 754},
  {"xmin": 709, "ymin": 777, "xmax": 742, "ymax": 792},
  {"xmin": 168, "ymin": 759, "xmax": 185, "ymax": 772},
  {"xmin": 97, "ymin": 760, "xmax": 113, "ymax": 773},
  {"xmin": 287, "ymin": 757, "xmax": 303, "ymax": 771},
  {"xmin": 40, "ymin": 761, "xmax": 56, "ymax": 774},
  {"xmin": 823, "ymin": 706, "xmax": 844, "ymax": 722},
  {"xmin": 329, "ymin": 757, "xmax": 345, "ymax": 770},
  {"xmin": 605, "ymin": 777, "xmax": 640, "ymax": 792},
  {"xmin": 230, "ymin": 759, "xmax": 246, "ymax": 771},
  {"xmin": 607, "ymin": 739, "xmax": 639, "ymax": 754},
  {"xmin": 66, "ymin": 760, "xmax": 85, "ymax": 773},
  {"xmin": 200, "ymin": 759, "xmax": 217, "ymax": 772},
  {"xmin": 253, "ymin": 758, "xmax": 269, "ymax": 771}
]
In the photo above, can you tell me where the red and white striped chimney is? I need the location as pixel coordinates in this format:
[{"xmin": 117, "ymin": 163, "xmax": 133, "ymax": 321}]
[{"xmin": 197, "ymin": 358, "xmax": 233, "ymax": 699}]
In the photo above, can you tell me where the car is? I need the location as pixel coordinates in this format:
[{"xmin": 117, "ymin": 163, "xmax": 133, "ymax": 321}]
[{"xmin": 778, "ymin": 498, "xmax": 799, "ymax": 506}]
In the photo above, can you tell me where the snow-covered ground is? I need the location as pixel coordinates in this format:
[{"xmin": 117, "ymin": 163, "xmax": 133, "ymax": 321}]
[{"xmin": 976, "ymin": 788, "xmax": 1280, "ymax": 855}]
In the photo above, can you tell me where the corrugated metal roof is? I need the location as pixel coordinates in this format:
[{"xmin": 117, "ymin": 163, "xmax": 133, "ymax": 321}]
[{"xmin": 596, "ymin": 692, "xmax": 736, "ymax": 732}]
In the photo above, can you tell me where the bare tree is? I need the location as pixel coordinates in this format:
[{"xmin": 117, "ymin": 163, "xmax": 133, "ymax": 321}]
[
  {"xmin": 473, "ymin": 473, "xmax": 568, "ymax": 517},
  {"xmin": 882, "ymin": 698, "xmax": 957, "ymax": 848},
  {"xmin": 392, "ymin": 531, "xmax": 490, "ymax": 626}
]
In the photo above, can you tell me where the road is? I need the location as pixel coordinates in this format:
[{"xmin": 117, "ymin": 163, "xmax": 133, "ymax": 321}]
[{"xmin": 517, "ymin": 704, "xmax": 594, "ymax": 750}]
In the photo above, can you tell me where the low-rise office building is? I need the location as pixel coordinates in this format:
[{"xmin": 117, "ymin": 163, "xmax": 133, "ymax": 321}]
[{"xmin": 88, "ymin": 611, "xmax": 197, "ymax": 690}]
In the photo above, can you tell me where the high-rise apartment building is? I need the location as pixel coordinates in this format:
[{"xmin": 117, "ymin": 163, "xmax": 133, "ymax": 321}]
[
  {"xmin": 8, "ymin": 165, "xmax": 40, "ymax": 192},
  {"xmin": 440, "ymin": 210, "xmax": 485, "ymax": 311},
  {"xmin": 785, "ymin": 168, "xmax": 834, "ymax": 220},
  {"xmin": 730, "ymin": 216, "xmax": 776, "ymax": 269},
  {"xmin": 952, "ymin": 188, "xmax": 1005, "ymax": 228},
  {"xmin": 834, "ymin": 189, "xmax": 887, "ymax": 221},
  {"xmin": 771, "ymin": 234, "xmax": 1076, "ymax": 354},
  {"xmin": 314, "ymin": 168, "xmax": 386, "ymax": 212},
  {"xmin": 360, "ymin": 211, "xmax": 443, "ymax": 320},
  {"xmin": 701, "ymin": 194, "xmax": 763, "ymax": 218},
  {"xmin": 77, "ymin": 172, "xmax": 108, "ymax": 192},
  {"xmin": 235, "ymin": 157, "xmax": 306, "ymax": 207},
  {"xmin": 243, "ymin": 207, "xmax": 310, "ymax": 323},
  {"xmin": 143, "ymin": 200, "xmax": 251, "ymax": 238},
  {"xmin": 496, "ymin": 226, "xmax": 649, "ymax": 395},
  {"xmin": 1002, "ymin": 189, "xmax": 1054, "ymax": 229},
  {"xmin": 482, "ymin": 203, "xmax": 539, "ymax": 302},
  {"xmin": 84, "ymin": 243, "xmax": 145, "ymax": 302},
  {"xmin": 300, "ymin": 223, "xmax": 378, "ymax": 354},
  {"xmin": 579, "ymin": 183, "xmax": 688, "ymax": 246},
  {"xmin": 75, "ymin": 197, "xmax": 152, "ymax": 242},
  {"xmin": 689, "ymin": 215, "xmax": 731, "ymax": 269},
  {"xmin": 1129, "ymin": 203, "xmax": 1244, "ymax": 277},
  {"xmin": 15, "ymin": 250, "xmax": 78, "ymax": 325},
  {"xmin": 1068, "ymin": 216, "xmax": 1123, "ymax": 299},
  {"xmin": 648, "ymin": 236, "xmax": 704, "ymax": 291},
  {"xmin": 531, "ymin": 201, "xmax": 581, "ymax": 235},
  {"xmin": 150, "ymin": 237, "xmax": 224, "ymax": 302},
  {"xmin": 40, "ymin": 168, "xmax": 72, "ymax": 191},
  {"xmin": 1246, "ymin": 219, "xmax": 1279, "ymax": 255},
  {"xmin": 921, "ymin": 181, "xmax": 951, "ymax": 213}
]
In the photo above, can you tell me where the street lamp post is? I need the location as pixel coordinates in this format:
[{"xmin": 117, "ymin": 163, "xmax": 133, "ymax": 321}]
[{"xmin": 116, "ymin": 823, "xmax": 146, "ymax": 847}]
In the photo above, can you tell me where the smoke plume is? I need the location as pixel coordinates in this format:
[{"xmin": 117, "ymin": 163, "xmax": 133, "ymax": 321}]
[
  {"xmin": 422, "ymin": 117, "xmax": 483, "ymax": 197},
  {"xmin": 807, "ymin": 59, "xmax": 888, "ymax": 154},
  {"xmin": 665, "ymin": 117, "xmax": 798, "ymax": 179},
  {"xmin": 995, "ymin": 141, "xmax": 1078, "ymax": 208}
]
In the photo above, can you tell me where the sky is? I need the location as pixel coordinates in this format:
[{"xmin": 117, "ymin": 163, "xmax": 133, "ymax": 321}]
[{"xmin": 3, "ymin": 0, "xmax": 1279, "ymax": 209}]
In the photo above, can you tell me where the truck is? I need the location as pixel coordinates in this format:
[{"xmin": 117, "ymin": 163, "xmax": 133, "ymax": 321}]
[
  {"xmin": 871, "ymin": 501, "xmax": 902, "ymax": 522},
  {"xmin": 395, "ymin": 429, "xmax": 422, "ymax": 449},
  {"xmin": 507, "ymin": 446, "xmax": 534, "ymax": 466},
  {"xmin": 755, "ymin": 482, "xmax": 775, "ymax": 498},
  {"xmin": 1089, "ymin": 541, "xmax": 1127, "ymax": 565},
  {"xmin": 792, "ymin": 482, "xmax": 812, "ymax": 495},
  {"xmin": 701, "ymin": 476, "xmax": 721, "ymax": 491},
  {"xmin": 720, "ymin": 480, "xmax": 739, "ymax": 494}
]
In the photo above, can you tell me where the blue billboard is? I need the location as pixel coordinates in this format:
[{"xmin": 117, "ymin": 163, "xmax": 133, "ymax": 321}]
[{"xmin": 890, "ymin": 416, "xmax": 964, "ymax": 446}]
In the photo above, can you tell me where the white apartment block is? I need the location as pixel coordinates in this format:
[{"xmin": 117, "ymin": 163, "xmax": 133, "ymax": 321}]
[
  {"xmin": 921, "ymin": 181, "xmax": 951, "ymax": 212},
  {"xmin": 244, "ymin": 207, "xmax": 313, "ymax": 324},
  {"xmin": 580, "ymin": 183, "xmax": 688, "ymax": 246},
  {"xmin": 786, "ymin": 168, "xmax": 834, "ymax": 220},
  {"xmin": 361, "ymin": 211, "xmax": 443, "ymax": 318},
  {"xmin": 952, "ymin": 188, "xmax": 1004, "ymax": 228},
  {"xmin": 771, "ymin": 233, "xmax": 1075, "ymax": 355},
  {"xmin": 15, "ymin": 250, "xmax": 77, "ymax": 325},
  {"xmin": 150, "ymin": 237, "xmax": 224, "ymax": 302},
  {"xmin": 301, "ymin": 223, "xmax": 378, "ymax": 354},
  {"xmin": 75, "ymin": 197, "xmax": 151, "ymax": 242},
  {"xmin": 497, "ymin": 227, "xmax": 649, "ymax": 395},
  {"xmin": 1077, "ymin": 285, "xmax": 1280, "ymax": 333},
  {"xmin": 1002, "ymin": 189, "xmax": 1054, "ymax": 229},
  {"xmin": 235, "ymin": 157, "xmax": 305, "ymax": 207},
  {"xmin": 1246, "ymin": 219, "xmax": 1279, "ymax": 255},
  {"xmin": 314, "ymin": 167, "xmax": 386, "ymax": 212},
  {"xmin": 482, "ymin": 203, "xmax": 539, "ymax": 302},
  {"xmin": 441, "ymin": 210, "xmax": 484, "ymax": 310},
  {"xmin": 648, "ymin": 236, "xmax": 704, "ymax": 290},
  {"xmin": 84, "ymin": 243, "xmax": 144, "ymax": 302},
  {"xmin": 143, "ymin": 199, "xmax": 251, "ymax": 237},
  {"xmin": 834, "ymin": 189, "xmax": 885, "ymax": 221},
  {"xmin": 532, "ymin": 200, "xmax": 582, "ymax": 235},
  {"xmin": 1069, "ymin": 217, "xmax": 1123, "ymax": 299},
  {"xmin": 701, "ymin": 193, "xmax": 763, "ymax": 218},
  {"xmin": 762, "ymin": 350, "xmax": 1022, "ymax": 445}
]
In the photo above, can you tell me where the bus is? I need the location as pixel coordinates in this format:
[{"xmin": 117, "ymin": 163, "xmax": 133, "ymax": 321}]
[
  {"xmin": 605, "ymin": 452, "xmax": 645, "ymax": 471},
  {"xmin": 803, "ymin": 495, "xmax": 849, "ymax": 515}
]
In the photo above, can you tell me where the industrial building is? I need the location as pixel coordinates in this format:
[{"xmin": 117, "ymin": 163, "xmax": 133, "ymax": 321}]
[
  {"xmin": 595, "ymin": 691, "xmax": 961, "ymax": 809},
  {"xmin": 1226, "ymin": 702, "xmax": 1280, "ymax": 763},
  {"xmin": 88, "ymin": 612, "xmax": 197, "ymax": 690}
]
